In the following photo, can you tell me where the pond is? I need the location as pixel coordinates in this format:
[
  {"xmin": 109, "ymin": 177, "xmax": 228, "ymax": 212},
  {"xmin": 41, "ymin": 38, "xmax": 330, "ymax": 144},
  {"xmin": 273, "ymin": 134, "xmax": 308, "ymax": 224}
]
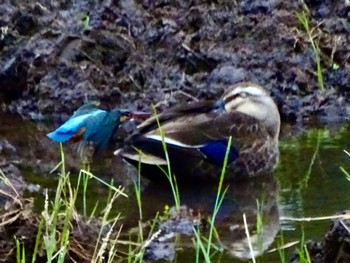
[{"xmin": 1, "ymin": 112, "xmax": 350, "ymax": 262}]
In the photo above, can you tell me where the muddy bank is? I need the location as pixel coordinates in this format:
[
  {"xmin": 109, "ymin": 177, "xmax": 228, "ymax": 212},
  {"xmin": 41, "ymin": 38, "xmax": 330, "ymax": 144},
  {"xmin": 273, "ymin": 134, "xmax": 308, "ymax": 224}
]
[
  {"xmin": 0, "ymin": 1, "xmax": 350, "ymax": 124},
  {"xmin": 0, "ymin": 172, "xmax": 279, "ymax": 262},
  {"xmin": 0, "ymin": 196, "xmax": 118, "ymax": 263},
  {"xmin": 290, "ymin": 212, "xmax": 350, "ymax": 263}
]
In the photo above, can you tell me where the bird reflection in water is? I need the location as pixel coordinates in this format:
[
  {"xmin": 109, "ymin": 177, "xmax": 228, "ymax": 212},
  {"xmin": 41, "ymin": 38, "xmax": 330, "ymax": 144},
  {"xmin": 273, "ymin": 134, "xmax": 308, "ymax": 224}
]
[{"xmin": 138, "ymin": 174, "xmax": 279, "ymax": 261}]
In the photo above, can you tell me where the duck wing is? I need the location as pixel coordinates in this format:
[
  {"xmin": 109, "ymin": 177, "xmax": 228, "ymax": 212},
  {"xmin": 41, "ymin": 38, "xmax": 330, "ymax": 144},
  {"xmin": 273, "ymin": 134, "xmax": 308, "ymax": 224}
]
[{"xmin": 119, "ymin": 101, "xmax": 270, "ymax": 166}]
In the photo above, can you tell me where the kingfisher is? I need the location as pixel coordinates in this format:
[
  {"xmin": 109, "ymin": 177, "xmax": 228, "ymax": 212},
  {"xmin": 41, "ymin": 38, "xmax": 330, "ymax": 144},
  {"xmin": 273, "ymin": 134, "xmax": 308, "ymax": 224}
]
[
  {"xmin": 115, "ymin": 82, "xmax": 281, "ymax": 181},
  {"xmin": 47, "ymin": 103, "xmax": 148, "ymax": 151}
]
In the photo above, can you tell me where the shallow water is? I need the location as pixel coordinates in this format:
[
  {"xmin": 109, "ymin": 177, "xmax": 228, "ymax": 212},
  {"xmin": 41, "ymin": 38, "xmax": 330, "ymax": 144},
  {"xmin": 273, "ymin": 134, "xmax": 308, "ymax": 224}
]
[{"xmin": 1, "ymin": 112, "xmax": 350, "ymax": 262}]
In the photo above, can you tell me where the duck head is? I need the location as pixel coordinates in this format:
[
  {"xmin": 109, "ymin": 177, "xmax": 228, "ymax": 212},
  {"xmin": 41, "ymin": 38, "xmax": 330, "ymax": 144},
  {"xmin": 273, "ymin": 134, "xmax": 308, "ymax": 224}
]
[{"xmin": 217, "ymin": 82, "xmax": 280, "ymax": 142}]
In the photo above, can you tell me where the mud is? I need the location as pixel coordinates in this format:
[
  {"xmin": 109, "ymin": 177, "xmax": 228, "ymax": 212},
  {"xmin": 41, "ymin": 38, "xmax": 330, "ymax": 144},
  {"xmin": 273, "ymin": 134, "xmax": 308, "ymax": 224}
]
[
  {"xmin": 0, "ymin": 1, "xmax": 350, "ymax": 124},
  {"xmin": 0, "ymin": 139, "xmax": 27, "ymax": 203},
  {"xmin": 290, "ymin": 212, "xmax": 350, "ymax": 263},
  {"xmin": 0, "ymin": 196, "xmax": 117, "ymax": 263}
]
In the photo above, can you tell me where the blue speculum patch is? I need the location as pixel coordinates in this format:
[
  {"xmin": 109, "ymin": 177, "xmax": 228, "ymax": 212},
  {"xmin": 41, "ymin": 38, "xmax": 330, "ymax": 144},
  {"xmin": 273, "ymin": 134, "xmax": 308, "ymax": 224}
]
[{"xmin": 199, "ymin": 140, "xmax": 239, "ymax": 165}]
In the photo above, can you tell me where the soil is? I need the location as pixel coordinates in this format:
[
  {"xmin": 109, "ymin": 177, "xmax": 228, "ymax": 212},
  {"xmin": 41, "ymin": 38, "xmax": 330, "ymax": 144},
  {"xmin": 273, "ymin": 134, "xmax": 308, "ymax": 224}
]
[
  {"xmin": 0, "ymin": 1, "xmax": 350, "ymax": 124},
  {"xmin": 290, "ymin": 212, "xmax": 350, "ymax": 263},
  {"xmin": 1, "ymin": 0, "xmax": 350, "ymax": 262},
  {"xmin": 0, "ymin": 196, "xmax": 114, "ymax": 263}
]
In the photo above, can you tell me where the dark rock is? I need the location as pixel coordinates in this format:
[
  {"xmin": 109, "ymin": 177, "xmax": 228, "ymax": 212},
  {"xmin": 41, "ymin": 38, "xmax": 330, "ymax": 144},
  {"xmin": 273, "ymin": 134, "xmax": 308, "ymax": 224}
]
[
  {"xmin": 290, "ymin": 212, "xmax": 350, "ymax": 263},
  {"xmin": 324, "ymin": 214, "xmax": 350, "ymax": 263}
]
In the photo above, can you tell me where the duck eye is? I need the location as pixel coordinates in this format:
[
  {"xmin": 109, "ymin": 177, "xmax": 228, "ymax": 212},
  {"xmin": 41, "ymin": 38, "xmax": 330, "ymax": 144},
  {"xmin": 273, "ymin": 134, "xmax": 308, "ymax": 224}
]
[
  {"xmin": 240, "ymin": 92, "xmax": 247, "ymax": 98},
  {"xmin": 214, "ymin": 100, "xmax": 225, "ymax": 111}
]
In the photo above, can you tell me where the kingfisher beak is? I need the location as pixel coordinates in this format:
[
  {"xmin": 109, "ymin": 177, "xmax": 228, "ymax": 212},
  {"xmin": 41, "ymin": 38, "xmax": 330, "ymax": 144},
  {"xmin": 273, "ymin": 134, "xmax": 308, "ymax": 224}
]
[
  {"xmin": 130, "ymin": 111, "xmax": 151, "ymax": 121},
  {"xmin": 119, "ymin": 111, "xmax": 151, "ymax": 123}
]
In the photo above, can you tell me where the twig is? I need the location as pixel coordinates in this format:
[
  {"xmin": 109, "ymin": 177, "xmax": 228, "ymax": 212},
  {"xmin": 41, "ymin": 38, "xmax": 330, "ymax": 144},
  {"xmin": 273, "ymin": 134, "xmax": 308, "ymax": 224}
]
[
  {"xmin": 267, "ymin": 241, "xmax": 300, "ymax": 253},
  {"xmin": 340, "ymin": 220, "xmax": 350, "ymax": 235},
  {"xmin": 243, "ymin": 213, "xmax": 256, "ymax": 263},
  {"xmin": 280, "ymin": 214, "xmax": 350, "ymax": 222}
]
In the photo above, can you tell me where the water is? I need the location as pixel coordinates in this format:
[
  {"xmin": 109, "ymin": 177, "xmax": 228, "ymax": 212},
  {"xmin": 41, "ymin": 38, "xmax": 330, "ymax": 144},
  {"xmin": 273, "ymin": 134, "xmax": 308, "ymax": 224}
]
[{"xmin": 1, "ymin": 112, "xmax": 350, "ymax": 262}]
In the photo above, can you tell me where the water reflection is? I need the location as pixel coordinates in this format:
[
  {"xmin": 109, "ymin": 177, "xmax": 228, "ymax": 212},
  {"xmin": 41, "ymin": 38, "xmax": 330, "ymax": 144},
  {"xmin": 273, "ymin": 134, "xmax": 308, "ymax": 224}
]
[
  {"xmin": 3, "ymin": 113, "xmax": 350, "ymax": 261},
  {"xmin": 218, "ymin": 175, "xmax": 279, "ymax": 259},
  {"xmin": 140, "ymin": 175, "xmax": 279, "ymax": 260},
  {"xmin": 277, "ymin": 127, "xmax": 350, "ymax": 232}
]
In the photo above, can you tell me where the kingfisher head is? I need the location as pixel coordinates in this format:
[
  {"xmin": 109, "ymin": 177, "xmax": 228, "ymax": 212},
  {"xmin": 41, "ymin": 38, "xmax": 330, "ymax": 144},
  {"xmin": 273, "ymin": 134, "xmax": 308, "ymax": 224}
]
[
  {"xmin": 117, "ymin": 109, "xmax": 133, "ymax": 123},
  {"xmin": 110, "ymin": 109, "xmax": 151, "ymax": 124}
]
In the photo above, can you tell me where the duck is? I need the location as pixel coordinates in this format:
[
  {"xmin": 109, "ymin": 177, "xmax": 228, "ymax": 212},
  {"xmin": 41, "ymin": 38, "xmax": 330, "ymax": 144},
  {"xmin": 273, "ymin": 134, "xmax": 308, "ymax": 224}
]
[
  {"xmin": 47, "ymin": 103, "xmax": 135, "ymax": 151},
  {"xmin": 114, "ymin": 82, "xmax": 281, "ymax": 182}
]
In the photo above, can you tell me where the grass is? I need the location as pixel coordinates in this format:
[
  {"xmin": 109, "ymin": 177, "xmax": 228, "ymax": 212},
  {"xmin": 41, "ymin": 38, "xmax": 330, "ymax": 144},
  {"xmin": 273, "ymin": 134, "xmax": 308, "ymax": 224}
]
[
  {"xmin": 0, "ymin": 144, "xmax": 129, "ymax": 262},
  {"xmin": 0, "ymin": 151, "xmax": 335, "ymax": 263},
  {"xmin": 0, "ymin": 139, "xmax": 311, "ymax": 263},
  {"xmin": 0, "ymin": 168, "xmax": 333, "ymax": 263},
  {"xmin": 341, "ymin": 150, "xmax": 350, "ymax": 181},
  {"xmin": 299, "ymin": 130, "xmax": 321, "ymax": 189},
  {"xmin": 3, "ymin": 125, "xmax": 348, "ymax": 263},
  {"xmin": 15, "ymin": 237, "xmax": 25, "ymax": 263},
  {"xmin": 191, "ymin": 137, "xmax": 232, "ymax": 262},
  {"xmin": 152, "ymin": 105, "xmax": 181, "ymax": 209},
  {"xmin": 0, "ymin": 121, "xmax": 201, "ymax": 262},
  {"xmin": 205, "ymin": 137, "xmax": 232, "ymax": 256},
  {"xmin": 42, "ymin": 144, "xmax": 72, "ymax": 263},
  {"xmin": 288, "ymin": 225, "xmax": 312, "ymax": 263},
  {"xmin": 295, "ymin": 2, "xmax": 324, "ymax": 91},
  {"xmin": 276, "ymin": 234, "xmax": 287, "ymax": 263}
]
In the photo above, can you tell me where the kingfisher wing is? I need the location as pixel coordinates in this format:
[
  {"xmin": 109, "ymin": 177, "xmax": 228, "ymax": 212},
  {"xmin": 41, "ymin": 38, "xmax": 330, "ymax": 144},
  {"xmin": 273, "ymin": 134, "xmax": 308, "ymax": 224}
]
[
  {"xmin": 82, "ymin": 111, "xmax": 121, "ymax": 149},
  {"xmin": 47, "ymin": 109, "xmax": 105, "ymax": 143}
]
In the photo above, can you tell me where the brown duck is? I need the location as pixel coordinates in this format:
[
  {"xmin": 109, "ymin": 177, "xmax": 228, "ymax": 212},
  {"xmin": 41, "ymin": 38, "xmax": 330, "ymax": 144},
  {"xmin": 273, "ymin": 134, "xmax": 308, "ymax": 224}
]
[{"xmin": 115, "ymin": 82, "xmax": 281, "ymax": 181}]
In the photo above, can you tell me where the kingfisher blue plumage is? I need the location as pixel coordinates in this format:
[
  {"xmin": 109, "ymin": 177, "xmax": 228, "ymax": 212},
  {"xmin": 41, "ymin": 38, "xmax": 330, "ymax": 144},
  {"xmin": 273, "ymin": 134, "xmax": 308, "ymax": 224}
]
[
  {"xmin": 115, "ymin": 82, "xmax": 281, "ymax": 181},
  {"xmin": 47, "ymin": 103, "xmax": 135, "ymax": 151}
]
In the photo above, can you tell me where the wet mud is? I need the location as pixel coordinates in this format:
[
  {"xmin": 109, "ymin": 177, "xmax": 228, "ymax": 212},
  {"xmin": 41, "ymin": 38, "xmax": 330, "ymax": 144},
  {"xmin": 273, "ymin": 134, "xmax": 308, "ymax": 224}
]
[
  {"xmin": 0, "ymin": 1, "xmax": 350, "ymax": 124},
  {"xmin": 290, "ymin": 212, "xmax": 350, "ymax": 263},
  {"xmin": 0, "ymin": 195, "xmax": 117, "ymax": 263}
]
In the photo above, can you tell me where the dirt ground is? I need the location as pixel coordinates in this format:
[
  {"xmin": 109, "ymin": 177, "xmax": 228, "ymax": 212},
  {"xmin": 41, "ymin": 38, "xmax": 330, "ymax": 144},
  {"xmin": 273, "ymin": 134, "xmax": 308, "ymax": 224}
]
[
  {"xmin": 0, "ymin": 0, "xmax": 350, "ymax": 124},
  {"xmin": 1, "ymin": 0, "xmax": 350, "ymax": 262}
]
